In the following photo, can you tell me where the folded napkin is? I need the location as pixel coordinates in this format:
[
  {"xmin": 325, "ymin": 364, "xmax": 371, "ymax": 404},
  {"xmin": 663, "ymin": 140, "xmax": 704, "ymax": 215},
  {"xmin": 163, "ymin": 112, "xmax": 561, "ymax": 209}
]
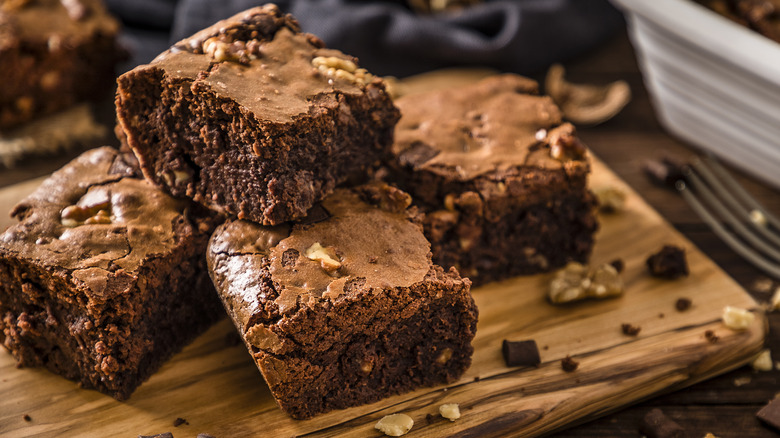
[{"xmin": 107, "ymin": 0, "xmax": 623, "ymax": 77}]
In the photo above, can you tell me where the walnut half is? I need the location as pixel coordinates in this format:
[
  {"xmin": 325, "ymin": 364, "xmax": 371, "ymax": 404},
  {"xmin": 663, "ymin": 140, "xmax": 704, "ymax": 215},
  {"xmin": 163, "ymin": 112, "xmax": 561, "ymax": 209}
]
[
  {"xmin": 548, "ymin": 262, "xmax": 624, "ymax": 304},
  {"xmin": 545, "ymin": 64, "xmax": 631, "ymax": 126}
]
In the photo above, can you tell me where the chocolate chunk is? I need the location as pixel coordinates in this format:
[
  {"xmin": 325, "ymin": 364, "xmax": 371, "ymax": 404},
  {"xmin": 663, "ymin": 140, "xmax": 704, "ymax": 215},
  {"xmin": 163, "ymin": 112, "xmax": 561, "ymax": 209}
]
[
  {"xmin": 647, "ymin": 245, "xmax": 689, "ymax": 279},
  {"xmin": 757, "ymin": 397, "xmax": 780, "ymax": 431},
  {"xmin": 639, "ymin": 408, "xmax": 688, "ymax": 438},
  {"xmin": 561, "ymin": 355, "xmax": 579, "ymax": 372},
  {"xmin": 173, "ymin": 418, "xmax": 188, "ymax": 427},
  {"xmin": 705, "ymin": 330, "xmax": 719, "ymax": 343},
  {"xmin": 502, "ymin": 340, "xmax": 541, "ymax": 367},
  {"xmin": 675, "ymin": 298, "xmax": 692, "ymax": 312},
  {"xmin": 609, "ymin": 258, "xmax": 625, "ymax": 274},
  {"xmin": 621, "ymin": 323, "xmax": 641, "ymax": 336}
]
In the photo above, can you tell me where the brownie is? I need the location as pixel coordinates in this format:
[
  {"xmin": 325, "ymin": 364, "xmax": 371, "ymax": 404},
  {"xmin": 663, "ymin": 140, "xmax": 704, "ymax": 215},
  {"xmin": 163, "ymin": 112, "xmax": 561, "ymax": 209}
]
[
  {"xmin": 384, "ymin": 74, "xmax": 598, "ymax": 285},
  {"xmin": 116, "ymin": 5, "xmax": 400, "ymax": 226},
  {"xmin": 207, "ymin": 183, "xmax": 478, "ymax": 419},
  {"xmin": 0, "ymin": 147, "xmax": 223, "ymax": 400},
  {"xmin": 698, "ymin": 0, "xmax": 780, "ymax": 43},
  {"xmin": 0, "ymin": 0, "xmax": 123, "ymax": 130}
]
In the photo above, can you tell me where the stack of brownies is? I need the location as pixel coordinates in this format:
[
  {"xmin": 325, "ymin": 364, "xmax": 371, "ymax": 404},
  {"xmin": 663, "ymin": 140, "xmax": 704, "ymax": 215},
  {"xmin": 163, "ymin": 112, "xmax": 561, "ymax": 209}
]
[{"xmin": 0, "ymin": 4, "xmax": 597, "ymax": 419}]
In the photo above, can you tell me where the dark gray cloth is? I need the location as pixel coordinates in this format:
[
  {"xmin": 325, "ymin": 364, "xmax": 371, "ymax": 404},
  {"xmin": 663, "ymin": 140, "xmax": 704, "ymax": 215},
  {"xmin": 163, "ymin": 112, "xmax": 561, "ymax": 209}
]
[{"xmin": 107, "ymin": 0, "xmax": 623, "ymax": 77}]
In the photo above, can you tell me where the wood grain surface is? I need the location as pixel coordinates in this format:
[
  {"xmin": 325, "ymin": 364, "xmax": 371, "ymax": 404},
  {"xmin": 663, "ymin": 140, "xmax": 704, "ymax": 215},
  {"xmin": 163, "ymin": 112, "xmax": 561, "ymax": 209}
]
[{"xmin": 0, "ymin": 151, "xmax": 766, "ymax": 437}]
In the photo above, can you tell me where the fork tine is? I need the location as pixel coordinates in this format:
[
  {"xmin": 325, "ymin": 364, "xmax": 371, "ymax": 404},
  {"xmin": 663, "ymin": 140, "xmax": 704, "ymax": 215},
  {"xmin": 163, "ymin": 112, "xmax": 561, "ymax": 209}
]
[
  {"xmin": 702, "ymin": 154, "xmax": 780, "ymax": 231},
  {"xmin": 676, "ymin": 178, "xmax": 780, "ymax": 278},
  {"xmin": 685, "ymin": 165, "xmax": 780, "ymax": 261}
]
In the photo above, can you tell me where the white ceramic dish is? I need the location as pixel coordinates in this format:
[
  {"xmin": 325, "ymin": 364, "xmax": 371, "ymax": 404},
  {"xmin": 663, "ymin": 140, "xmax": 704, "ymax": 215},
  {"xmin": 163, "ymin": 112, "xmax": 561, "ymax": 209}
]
[{"xmin": 610, "ymin": 0, "xmax": 780, "ymax": 189}]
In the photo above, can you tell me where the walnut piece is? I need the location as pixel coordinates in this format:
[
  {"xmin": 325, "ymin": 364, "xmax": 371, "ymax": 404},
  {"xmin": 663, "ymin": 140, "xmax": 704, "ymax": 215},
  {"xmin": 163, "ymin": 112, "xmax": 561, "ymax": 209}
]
[
  {"xmin": 61, "ymin": 200, "xmax": 112, "ymax": 227},
  {"xmin": 202, "ymin": 37, "xmax": 262, "ymax": 64},
  {"xmin": 545, "ymin": 63, "xmax": 631, "ymax": 125},
  {"xmin": 304, "ymin": 242, "xmax": 341, "ymax": 272},
  {"xmin": 439, "ymin": 403, "xmax": 461, "ymax": 421},
  {"xmin": 312, "ymin": 56, "xmax": 374, "ymax": 86},
  {"xmin": 375, "ymin": 413, "xmax": 414, "ymax": 436},
  {"xmin": 593, "ymin": 186, "xmax": 627, "ymax": 213},
  {"xmin": 548, "ymin": 129, "xmax": 587, "ymax": 162},
  {"xmin": 752, "ymin": 349, "xmax": 773, "ymax": 372},
  {"xmin": 722, "ymin": 306, "xmax": 755, "ymax": 330},
  {"xmin": 548, "ymin": 262, "xmax": 624, "ymax": 304}
]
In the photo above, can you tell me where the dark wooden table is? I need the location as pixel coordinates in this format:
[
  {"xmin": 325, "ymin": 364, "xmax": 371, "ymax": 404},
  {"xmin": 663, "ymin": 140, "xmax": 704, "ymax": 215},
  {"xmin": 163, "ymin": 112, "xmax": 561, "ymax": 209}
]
[{"xmin": 2, "ymin": 27, "xmax": 779, "ymax": 437}]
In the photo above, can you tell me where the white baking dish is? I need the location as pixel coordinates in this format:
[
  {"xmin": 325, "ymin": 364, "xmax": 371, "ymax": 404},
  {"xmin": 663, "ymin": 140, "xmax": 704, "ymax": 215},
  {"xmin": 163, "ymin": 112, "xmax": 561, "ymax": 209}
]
[{"xmin": 610, "ymin": 0, "xmax": 780, "ymax": 189}]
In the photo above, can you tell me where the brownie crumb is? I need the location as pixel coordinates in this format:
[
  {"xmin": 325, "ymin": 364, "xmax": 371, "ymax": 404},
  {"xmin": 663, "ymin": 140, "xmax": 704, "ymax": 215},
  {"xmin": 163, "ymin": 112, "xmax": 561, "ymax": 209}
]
[
  {"xmin": 502, "ymin": 340, "xmax": 541, "ymax": 367},
  {"xmin": 425, "ymin": 413, "xmax": 435, "ymax": 424},
  {"xmin": 542, "ymin": 345, "xmax": 549, "ymax": 351},
  {"xmin": 675, "ymin": 298, "xmax": 692, "ymax": 312},
  {"xmin": 646, "ymin": 245, "xmax": 689, "ymax": 279},
  {"xmin": 23, "ymin": 414, "xmax": 31, "ymax": 422},
  {"xmin": 659, "ymin": 313, "xmax": 665, "ymax": 318},
  {"xmin": 561, "ymin": 355, "xmax": 579, "ymax": 372},
  {"xmin": 639, "ymin": 408, "xmax": 687, "ymax": 438},
  {"xmin": 173, "ymin": 418, "xmax": 188, "ymax": 427},
  {"xmin": 621, "ymin": 323, "xmax": 641, "ymax": 336},
  {"xmin": 705, "ymin": 330, "xmax": 719, "ymax": 343},
  {"xmin": 757, "ymin": 397, "xmax": 780, "ymax": 432},
  {"xmin": 609, "ymin": 258, "xmax": 625, "ymax": 274},
  {"xmin": 139, "ymin": 434, "xmax": 174, "ymax": 438},
  {"xmin": 473, "ymin": 376, "xmax": 481, "ymax": 382}
]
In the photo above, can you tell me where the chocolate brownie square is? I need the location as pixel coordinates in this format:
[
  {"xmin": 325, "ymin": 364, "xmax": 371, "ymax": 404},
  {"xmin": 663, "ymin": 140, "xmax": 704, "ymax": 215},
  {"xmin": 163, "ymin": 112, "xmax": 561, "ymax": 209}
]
[
  {"xmin": 207, "ymin": 183, "xmax": 478, "ymax": 419},
  {"xmin": 385, "ymin": 74, "xmax": 598, "ymax": 285},
  {"xmin": 116, "ymin": 5, "xmax": 400, "ymax": 226},
  {"xmin": 0, "ymin": 0, "xmax": 123, "ymax": 129},
  {"xmin": 0, "ymin": 147, "xmax": 223, "ymax": 400}
]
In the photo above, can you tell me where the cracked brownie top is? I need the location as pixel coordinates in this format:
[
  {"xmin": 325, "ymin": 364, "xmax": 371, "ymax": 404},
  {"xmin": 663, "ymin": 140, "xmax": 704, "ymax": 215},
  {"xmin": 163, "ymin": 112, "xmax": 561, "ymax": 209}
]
[
  {"xmin": 138, "ymin": 4, "xmax": 377, "ymax": 124},
  {"xmin": 392, "ymin": 74, "xmax": 589, "ymax": 181},
  {"xmin": 0, "ymin": 147, "xmax": 208, "ymax": 300},
  {"xmin": 207, "ymin": 183, "xmax": 433, "ymax": 327}
]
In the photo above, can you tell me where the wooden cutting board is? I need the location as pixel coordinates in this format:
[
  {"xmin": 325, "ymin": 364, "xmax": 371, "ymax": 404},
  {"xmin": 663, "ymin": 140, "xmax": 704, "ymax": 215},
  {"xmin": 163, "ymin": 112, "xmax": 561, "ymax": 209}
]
[
  {"xmin": 0, "ymin": 154, "xmax": 766, "ymax": 438},
  {"xmin": 0, "ymin": 71, "xmax": 766, "ymax": 437}
]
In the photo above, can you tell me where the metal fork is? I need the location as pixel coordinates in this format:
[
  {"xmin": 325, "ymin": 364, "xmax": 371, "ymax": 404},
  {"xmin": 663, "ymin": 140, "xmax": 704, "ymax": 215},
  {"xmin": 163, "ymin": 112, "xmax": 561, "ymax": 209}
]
[{"xmin": 665, "ymin": 155, "xmax": 780, "ymax": 278}]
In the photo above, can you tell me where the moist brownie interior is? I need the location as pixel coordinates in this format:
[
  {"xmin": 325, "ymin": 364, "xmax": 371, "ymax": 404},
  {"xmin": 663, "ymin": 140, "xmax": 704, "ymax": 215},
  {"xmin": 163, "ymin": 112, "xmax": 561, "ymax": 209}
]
[
  {"xmin": 0, "ymin": 147, "xmax": 223, "ymax": 400},
  {"xmin": 116, "ymin": 5, "xmax": 399, "ymax": 226}
]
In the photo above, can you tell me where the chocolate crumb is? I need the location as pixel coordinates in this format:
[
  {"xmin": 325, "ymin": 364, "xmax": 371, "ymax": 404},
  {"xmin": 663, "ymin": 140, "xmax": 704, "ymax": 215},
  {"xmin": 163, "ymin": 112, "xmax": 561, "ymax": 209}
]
[
  {"xmin": 425, "ymin": 413, "xmax": 435, "ymax": 424},
  {"xmin": 675, "ymin": 298, "xmax": 692, "ymax": 312},
  {"xmin": 473, "ymin": 376, "xmax": 480, "ymax": 382},
  {"xmin": 609, "ymin": 258, "xmax": 625, "ymax": 273},
  {"xmin": 139, "ymin": 434, "xmax": 173, "ymax": 438},
  {"xmin": 502, "ymin": 339, "xmax": 541, "ymax": 367},
  {"xmin": 646, "ymin": 245, "xmax": 689, "ymax": 279},
  {"xmin": 173, "ymin": 418, "xmax": 188, "ymax": 427},
  {"xmin": 639, "ymin": 408, "xmax": 687, "ymax": 438},
  {"xmin": 757, "ymin": 397, "xmax": 780, "ymax": 432},
  {"xmin": 621, "ymin": 323, "xmax": 641, "ymax": 336},
  {"xmin": 705, "ymin": 330, "xmax": 719, "ymax": 343},
  {"xmin": 561, "ymin": 355, "xmax": 579, "ymax": 372},
  {"xmin": 368, "ymin": 256, "xmax": 378, "ymax": 264},
  {"xmin": 659, "ymin": 313, "xmax": 665, "ymax": 318},
  {"xmin": 542, "ymin": 345, "xmax": 549, "ymax": 351},
  {"xmin": 23, "ymin": 414, "xmax": 31, "ymax": 422}
]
